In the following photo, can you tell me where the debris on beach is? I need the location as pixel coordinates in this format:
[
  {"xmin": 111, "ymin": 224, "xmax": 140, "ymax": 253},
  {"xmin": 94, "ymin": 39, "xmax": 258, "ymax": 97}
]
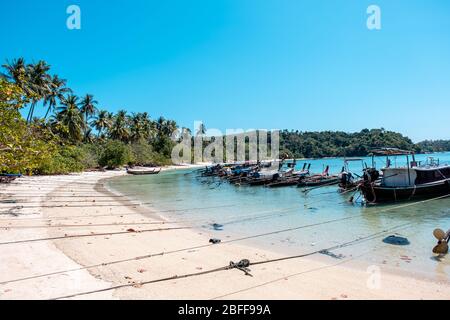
[
  {"xmin": 211, "ymin": 223, "xmax": 223, "ymax": 231},
  {"xmin": 382, "ymin": 235, "xmax": 410, "ymax": 246},
  {"xmin": 0, "ymin": 199, "xmax": 17, "ymax": 204},
  {"xmin": 319, "ymin": 249, "xmax": 344, "ymax": 259},
  {"xmin": 209, "ymin": 238, "xmax": 221, "ymax": 244},
  {"xmin": 400, "ymin": 255, "xmax": 413, "ymax": 263}
]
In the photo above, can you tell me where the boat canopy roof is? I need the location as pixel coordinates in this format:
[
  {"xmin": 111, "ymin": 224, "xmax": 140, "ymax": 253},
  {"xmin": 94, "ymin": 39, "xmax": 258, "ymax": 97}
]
[
  {"xmin": 369, "ymin": 148, "xmax": 414, "ymax": 156},
  {"xmin": 344, "ymin": 158, "xmax": 364, "ymax": 162}
]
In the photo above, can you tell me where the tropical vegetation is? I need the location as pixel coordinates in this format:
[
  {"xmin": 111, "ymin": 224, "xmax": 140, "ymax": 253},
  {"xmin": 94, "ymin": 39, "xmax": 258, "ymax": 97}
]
[
  {"xmin": 1, "ymin": 58, "xmax": 177, "ymax": 174},
  {"xmin": 1, "ymin": 58, "xmax": 449, "ymax": 174}
]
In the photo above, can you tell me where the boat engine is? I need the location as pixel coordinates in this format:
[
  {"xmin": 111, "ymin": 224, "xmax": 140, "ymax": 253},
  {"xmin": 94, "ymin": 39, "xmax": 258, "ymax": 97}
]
[
  {"xmin": 340, "ymin": 171, "xmax": 354, "ymax": 185},
  {"xmin": 363, "ymin": 168, "xmax": 380, "ymax": 183}
]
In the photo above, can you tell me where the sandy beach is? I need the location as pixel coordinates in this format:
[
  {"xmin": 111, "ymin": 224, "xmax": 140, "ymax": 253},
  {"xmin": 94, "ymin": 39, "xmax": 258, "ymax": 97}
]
[{"xmin": 1, "ymin": 170, "xmax": 449, "ymax": 300}]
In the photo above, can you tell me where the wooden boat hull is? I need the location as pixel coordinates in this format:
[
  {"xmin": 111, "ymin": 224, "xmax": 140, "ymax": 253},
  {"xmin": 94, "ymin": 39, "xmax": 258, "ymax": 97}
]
[
  {"xmin": 359, "ymin": 180, "xmax": 450, "ymax": 203},
  {"xmin": 0, "ymin": 174, "xmax": 21, "ymax": 184},
  {"xmin": 266, "ymin": 178, "xmax": 300, "ymax": 188},
  {"xmin": 127, "ymin": 168, "xmax": 161, "ymax": 175},
  {"xmin": 297, "ymin": 176, "xmax": 339, "ymax": 188}
]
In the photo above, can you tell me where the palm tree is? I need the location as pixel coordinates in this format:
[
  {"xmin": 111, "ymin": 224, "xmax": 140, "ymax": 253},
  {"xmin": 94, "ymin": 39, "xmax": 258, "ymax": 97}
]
[
  {"xmin": 1, "ymin": 58, "xmax": 27, "ymax": 91},
  {"xmin": 56, "ymin": 94, "xmax": 84, "ymax": 142},
  {"xmin": 196, "ymin": 123, "xmax": 207, "ymax": 136},
  {"xmin": 141, "ymin": 112, "xmax": 153, "ymax": 135},
  {"xmin": 43, "ymin": 75, "xmax": 72, "ymax": 119},
  {"xmin": 109, "ymin": 110, "xmax": 130, "ymax": 142},
  {"xmin": 79, "ymin": 94, "xmax": 98, "ymax": 135},
  {"xmin": 129, "ymin": 113, "xmax": 150, "ymax": 143},
  {"xmin": 91, "ymin": 110, "xmax": 112, "ymax": 138},
  {"xmin": 83, "ymin": 127, "xmax": 95, "ymax": 144},
  {"xmin": 165, "ymin": 120, "xmax": 178, "ymax": 137},
  {"xmin": 26, "ymin": 61, "xmax": 52, "ymax": 123}
]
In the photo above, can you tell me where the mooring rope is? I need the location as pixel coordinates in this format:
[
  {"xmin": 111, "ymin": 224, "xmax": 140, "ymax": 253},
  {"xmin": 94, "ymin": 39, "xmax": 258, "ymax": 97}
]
[
  {"xmin": 2, "ymin": 189, "xmax": 443, "ymax": 288},
  {"xmin": 0, "ymin": 211, "xmax": 392, "ymax": 286},
  {"xmin": 0, "ymin": 221, "xmax": 174, "ymax": 229},
  {"xmin": 0, "ymin": 226, "xmax": 189, "ymax": 246},
  {"xmin": 210, "ymin": 233, "xmax": 408, "ymax": 300},
  {"xmin": 48, "ymin": 222, "xmax": 411, "ymax": 300},
  {"xmin": 0, "ymin": 203, "xmax": 237, "ymax": 221}
]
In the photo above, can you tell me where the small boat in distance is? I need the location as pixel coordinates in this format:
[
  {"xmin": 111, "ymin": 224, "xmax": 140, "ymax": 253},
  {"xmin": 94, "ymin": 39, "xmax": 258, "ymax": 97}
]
[
  {"xmin": 359, "ymin": 148, "xmax": 450, "ymax": 203},
  {"xmin": 126, "ymin": 167, "xmax": 162, "ymax": 175},
  {"xmin": 0, "ymin": 173, "xmax": 22, "ymax": 184}
]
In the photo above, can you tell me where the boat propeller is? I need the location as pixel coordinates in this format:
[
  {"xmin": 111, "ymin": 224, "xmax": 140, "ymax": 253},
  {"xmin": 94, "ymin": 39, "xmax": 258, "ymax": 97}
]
[{"xmin": 432, "ymin": 228, "xmax": 450, "ymax": 255}]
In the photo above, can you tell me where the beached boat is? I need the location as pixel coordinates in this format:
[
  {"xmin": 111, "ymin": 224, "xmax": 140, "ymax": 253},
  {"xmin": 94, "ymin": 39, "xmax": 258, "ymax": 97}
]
[
  {"xmin": 240, "ymin": 170, "xmax": 279, "ymax": 186},
  {"xmin": 298, "ymin": 175, "xmax": 339, "ymax": 187},
  {"xmin": 266, "ymin": 176, "xmax": 303, "ymax": 188},
  {"xmin": 359, "ymin": 149, "xmax": 450, "ymax": 203},
  {"xmin": 338, "ymin": 158, "xmax": 364, "ymax": 191},
  {"xmin": 266, "ymin": 163, "xmax": 311, "ymax": 188},
  {"xmin": 0, "ymin": 174, "xmax": 22, "ymax": 184},
  {"xmin": 297, "ymin": 165, "xmax": 339, "ymax": 187},
  {"xmin": 126, "ymin": 167, "xmax": 162, "ymax": 175}
]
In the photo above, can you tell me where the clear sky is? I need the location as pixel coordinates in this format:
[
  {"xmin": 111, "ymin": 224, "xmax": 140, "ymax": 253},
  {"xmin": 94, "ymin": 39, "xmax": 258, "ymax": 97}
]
[{"xmin": 1, "ymin": 0, "xmax": 450, "ymax": 141}]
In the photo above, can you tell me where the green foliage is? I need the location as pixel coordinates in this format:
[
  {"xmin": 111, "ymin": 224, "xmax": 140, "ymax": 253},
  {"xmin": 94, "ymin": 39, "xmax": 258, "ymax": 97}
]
[
  {"xmin": 77, "ymin": 144, "xmax": 101, "ymax": 169},
  {"xmin": 129, "ymin": 142, "xmax": 154, "ymax": 166},
  {"xmin": 280, "ymin": 129, "xmax": 419, "ymax": 158},
  {"xmin": 3, "ymin": 57, "xmax": 450, "ymax": 176},
  {"xmin": 416, "ymin": 140, "xmax": 450, "ymax": 153},
  {"xmin": 0, "ymin": 79, "xmax": 57, "ymax": 174},
  {"xmin": 128, "ymin": 141, "xmax": 173, "ymax": 166},
  {"xmin": 152, "ymin": 134, "xmax": 175, "ymax": 158},
  {"xmin": 98, "ymin": 141, "xmax": 131, "ymax": 169},
  {"xmin": 1, "ymin": 57, "xmax": 180, "ymax": 174},
  {"xmin": 36, "ymin": 145, "xmax": 85, "ymax": 175}
]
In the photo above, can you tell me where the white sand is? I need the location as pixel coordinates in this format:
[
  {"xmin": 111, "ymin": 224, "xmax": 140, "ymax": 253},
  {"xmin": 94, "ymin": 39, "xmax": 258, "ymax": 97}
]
[{"xmin": 0, "ymin": 170, "xmax": 449, "ymax": 300}]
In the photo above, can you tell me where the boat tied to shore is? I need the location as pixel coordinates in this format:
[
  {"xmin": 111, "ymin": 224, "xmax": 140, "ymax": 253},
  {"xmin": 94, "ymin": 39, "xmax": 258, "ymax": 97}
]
[{"xmin": 358, "ymin": 148, "xmax": 450, "ymax": 203}]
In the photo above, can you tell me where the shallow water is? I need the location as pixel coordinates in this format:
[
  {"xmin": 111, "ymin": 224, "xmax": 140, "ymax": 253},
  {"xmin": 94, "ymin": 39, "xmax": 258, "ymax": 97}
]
[{"xmin": 108, "ymin": 153, "xmax": 450, "ymax": 281}]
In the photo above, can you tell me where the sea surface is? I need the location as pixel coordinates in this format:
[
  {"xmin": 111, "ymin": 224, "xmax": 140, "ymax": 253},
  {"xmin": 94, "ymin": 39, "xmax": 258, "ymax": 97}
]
[{"xmin": 108, "ymin": 152, "xmax": 450, "ymax": 281}]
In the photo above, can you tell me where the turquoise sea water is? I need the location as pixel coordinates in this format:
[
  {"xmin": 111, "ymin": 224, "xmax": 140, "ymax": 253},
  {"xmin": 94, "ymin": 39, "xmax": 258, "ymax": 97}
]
[{"xmin": 108, "ymin": 152, "xmax": 450, "ymax": 281}]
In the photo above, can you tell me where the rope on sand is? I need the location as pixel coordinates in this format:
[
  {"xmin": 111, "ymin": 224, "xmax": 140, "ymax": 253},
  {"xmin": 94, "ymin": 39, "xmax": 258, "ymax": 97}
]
[
  {"xmin": 0, "ymin": 204, "xmax": 237, "ymax": 220},
  {"xmin": 2, "ymin": 191, "xmax": 448, "ymax": 289},
  {"xmin": 0, "ymin": 226, "xmax": 190, "ymax": 246},
  {"xmin": 48, "ymin": 222, "xmax": 411, "ymax": 300},
  {"xmin": 0, "ymin": 212, "xmax": 389, "ymax": 286},
  {"xmin": 0, "ymin": 221, "xmax": 175, "ymax": 229},
  {"xmin": 0, "ymin": 202, "xmax": 155, "ymax": 209}
]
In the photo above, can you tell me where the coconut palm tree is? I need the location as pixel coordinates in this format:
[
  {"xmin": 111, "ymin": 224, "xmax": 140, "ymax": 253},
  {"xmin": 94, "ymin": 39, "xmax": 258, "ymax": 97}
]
[
  {"xmin": 165, "ymin": 120, "xmax": 178, "ymax": 137},
  {"xmin": 1, "ymin": 58, "xmax": 27, "ymax": 91},
  {"xmin": 26, "ymin": 61, "xmax": 52, "ymax": 123},
  {"xmin": 196, "ymin": 123, "xmax": 207, "ymax": 136},
  {"xmin": 43, "ymin": 75, "xmax": 72, "ymax": 119},
  {"xmin": 91, "ymin": 110, "xmax": 112, "ymax": 138},
  {"xmin": 79, "ymin": 94, "xmax": 98, "ymax": 135},
  {"xmin": 129, "ymin": 113, "xmax": 149, "ymax": 143},
  {"xmin": 56, "ymin": 94, "xmax": 84, "ymax": 142},
  {"xmin": 109, "ymin": 110, "xmax": 130, "ymax": 142},
  {"xmin": 83, "ymin": 127, "xmax": 95, "ymax": 144}
]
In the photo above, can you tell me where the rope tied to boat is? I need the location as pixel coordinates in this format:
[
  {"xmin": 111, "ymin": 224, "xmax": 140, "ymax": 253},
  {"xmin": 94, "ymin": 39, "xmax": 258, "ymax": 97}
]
[{"xmin": 228, "ymin": 259, "xmax": 252, "ymax": 277}]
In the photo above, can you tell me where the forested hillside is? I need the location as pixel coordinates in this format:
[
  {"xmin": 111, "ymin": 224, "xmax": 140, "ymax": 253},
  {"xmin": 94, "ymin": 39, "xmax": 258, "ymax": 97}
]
[{"xmin": 279, "ymin": 129, "xmax": 427, "ymax": 158}]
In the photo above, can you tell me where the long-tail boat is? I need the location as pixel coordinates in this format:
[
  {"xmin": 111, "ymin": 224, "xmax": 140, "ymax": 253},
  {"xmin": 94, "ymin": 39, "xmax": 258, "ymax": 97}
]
[
  {"xmin": 126, "ymin": 167, "xmax": 162, "ymax": 175},
  {"xmin": 297, "ymin": 165, "xmax": 339, "ymax": 187},
  {"xmin": 358, "ymin": 148, "xmax": 450, "ymax": 203}
]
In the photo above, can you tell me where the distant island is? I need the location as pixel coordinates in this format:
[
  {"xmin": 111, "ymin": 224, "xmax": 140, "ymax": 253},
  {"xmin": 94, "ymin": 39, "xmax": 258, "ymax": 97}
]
[
  {"xmin": 279, "ymin": 129, "xmax": 450, "ymax": 159},
  {"xmin": 1, "ymin": 58, "xmax": 449, "ymax": 175}
]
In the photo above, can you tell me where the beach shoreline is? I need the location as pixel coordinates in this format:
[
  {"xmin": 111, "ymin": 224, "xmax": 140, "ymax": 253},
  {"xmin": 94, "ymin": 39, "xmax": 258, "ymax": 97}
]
[{"xmin": 1, "ymin": 170, "xmax": 449, "ymax": 300}]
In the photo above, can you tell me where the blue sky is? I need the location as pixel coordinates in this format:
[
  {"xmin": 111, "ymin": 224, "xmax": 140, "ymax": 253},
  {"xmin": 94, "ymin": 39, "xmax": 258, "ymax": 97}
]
[{"xmin": 1, "ymin": 0, "xmax": 450, "ymax": 141}]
